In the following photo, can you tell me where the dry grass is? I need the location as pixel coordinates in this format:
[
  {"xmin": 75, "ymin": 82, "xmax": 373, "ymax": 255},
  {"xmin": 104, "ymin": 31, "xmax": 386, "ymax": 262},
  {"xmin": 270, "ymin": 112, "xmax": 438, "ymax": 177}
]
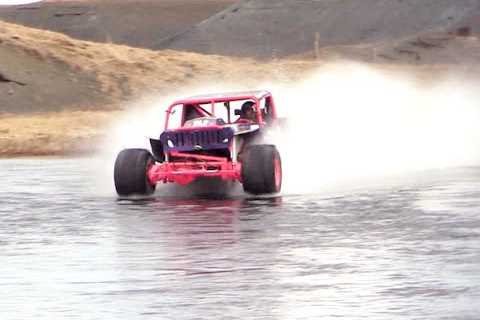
[
  {"xmin": 0, "ymin": 111, "xmax": 118, "ymax": 156},
  {"xmin": 0, "ymin": 20, "xmax": 321, "ymax": 100}
]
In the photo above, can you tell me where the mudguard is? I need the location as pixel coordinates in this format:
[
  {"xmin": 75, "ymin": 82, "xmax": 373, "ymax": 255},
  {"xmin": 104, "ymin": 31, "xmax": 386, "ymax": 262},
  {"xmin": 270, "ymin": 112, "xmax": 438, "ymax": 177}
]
[{"xmin": 149, "ymin": 138, "xmax": 165, "ymax": 162}]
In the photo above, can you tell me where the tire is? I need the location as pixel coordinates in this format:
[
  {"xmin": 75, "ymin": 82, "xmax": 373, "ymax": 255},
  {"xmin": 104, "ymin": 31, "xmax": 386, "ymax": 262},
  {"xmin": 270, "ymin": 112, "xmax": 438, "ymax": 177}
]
[
  {"xmin": 114, "ymin": 148, "xmax": 156, "ymax": 196},
  {"xmin": 241, "ymin": 144, "xmax": 282, "ymax": 195}
]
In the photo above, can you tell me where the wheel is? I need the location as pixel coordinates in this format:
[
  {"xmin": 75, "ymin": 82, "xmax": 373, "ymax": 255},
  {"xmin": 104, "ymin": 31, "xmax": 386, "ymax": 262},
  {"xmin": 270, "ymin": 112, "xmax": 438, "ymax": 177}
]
[
  {"xmin": 241, "ymin": 144, "xmax": 282, "ymax": 195},
  {"xmin": 114, "ymin": 148, "xmax": 156, "ymax": 196}
]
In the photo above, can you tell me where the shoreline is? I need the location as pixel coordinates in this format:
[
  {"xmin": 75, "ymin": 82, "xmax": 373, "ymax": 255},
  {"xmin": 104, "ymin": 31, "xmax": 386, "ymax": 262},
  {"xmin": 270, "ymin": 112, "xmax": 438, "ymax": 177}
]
[{"xmin": 0, "ymin": 110, "xmax": 116, "ymax": 158}]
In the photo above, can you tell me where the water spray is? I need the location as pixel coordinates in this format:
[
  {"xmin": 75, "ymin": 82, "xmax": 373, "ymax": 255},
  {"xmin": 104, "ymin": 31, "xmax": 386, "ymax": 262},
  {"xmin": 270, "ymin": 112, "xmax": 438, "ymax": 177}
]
[{"xmin": 104, "ymin": 62, "xmax": 480, "ymax": 195}]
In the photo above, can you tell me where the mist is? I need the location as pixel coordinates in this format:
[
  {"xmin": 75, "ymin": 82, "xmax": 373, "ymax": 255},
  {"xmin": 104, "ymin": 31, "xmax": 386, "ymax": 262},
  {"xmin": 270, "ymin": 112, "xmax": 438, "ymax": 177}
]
[
  {"xmin": 270, "ymin": 63, "xmax": 480, "ymax": 193},
  {"xmin": 105, "ymin": 62, "xmax": 480, "ymax": 195}
]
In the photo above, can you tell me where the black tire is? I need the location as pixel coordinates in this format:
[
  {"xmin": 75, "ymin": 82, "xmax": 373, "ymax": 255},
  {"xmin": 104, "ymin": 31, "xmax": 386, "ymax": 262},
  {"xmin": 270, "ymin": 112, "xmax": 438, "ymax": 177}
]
[
  {"xmin": 241, "ymin": 144, "xmax": 282, "ymax": 195},
  {"xmin": 114, "ymin": 148, "xmax": 156, "ymax": 196}
]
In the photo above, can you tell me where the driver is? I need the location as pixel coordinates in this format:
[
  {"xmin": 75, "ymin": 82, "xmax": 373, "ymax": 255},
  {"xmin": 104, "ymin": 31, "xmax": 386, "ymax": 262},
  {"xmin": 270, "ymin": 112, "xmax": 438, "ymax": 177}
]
[{"xmin": 236, "ymin": 101, "xmax": 257, "ymax": 122}]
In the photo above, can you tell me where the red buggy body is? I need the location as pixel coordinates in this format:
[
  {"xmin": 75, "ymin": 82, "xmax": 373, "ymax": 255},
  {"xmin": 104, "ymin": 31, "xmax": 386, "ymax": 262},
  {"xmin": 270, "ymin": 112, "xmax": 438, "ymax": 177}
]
[{"xmin": 114, "ymin": 90, "xmax": 282, "ymax": 196}]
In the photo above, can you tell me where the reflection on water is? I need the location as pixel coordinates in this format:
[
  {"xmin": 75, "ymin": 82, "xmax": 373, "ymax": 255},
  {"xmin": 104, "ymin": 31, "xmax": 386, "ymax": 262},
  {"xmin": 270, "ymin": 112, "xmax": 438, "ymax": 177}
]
[{"xmin": 1, "ymin": 159, "xmax": 480, "ymax": 320}]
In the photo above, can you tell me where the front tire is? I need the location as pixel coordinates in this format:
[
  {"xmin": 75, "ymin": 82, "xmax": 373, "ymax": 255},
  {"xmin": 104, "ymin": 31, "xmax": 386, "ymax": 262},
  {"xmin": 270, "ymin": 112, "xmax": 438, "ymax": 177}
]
[
  {"xmin": 241, "ymin": 144, "xmax": 282, "ymax": 195},
  {"xmin": 114, "ymin": 148, "xmax": 156, "ymax": 196}
]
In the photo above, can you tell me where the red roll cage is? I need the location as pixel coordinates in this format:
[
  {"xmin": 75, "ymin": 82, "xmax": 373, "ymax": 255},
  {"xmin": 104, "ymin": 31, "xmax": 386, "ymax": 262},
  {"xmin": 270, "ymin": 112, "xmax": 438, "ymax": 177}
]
[{"xmin": 163, "ymin": 90, "xmax": 278, "ymax": 130}]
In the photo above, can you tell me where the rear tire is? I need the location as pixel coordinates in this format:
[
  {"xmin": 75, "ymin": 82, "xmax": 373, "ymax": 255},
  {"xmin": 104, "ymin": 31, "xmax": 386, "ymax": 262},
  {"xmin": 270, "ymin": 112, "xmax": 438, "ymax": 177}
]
[
  {"xmin": 241, "ymin": 144, "xmax": 282, "ymax": 195},
  {"xmin": 114, "ymin": 148, "xmax": 156, "ymax": 196}
]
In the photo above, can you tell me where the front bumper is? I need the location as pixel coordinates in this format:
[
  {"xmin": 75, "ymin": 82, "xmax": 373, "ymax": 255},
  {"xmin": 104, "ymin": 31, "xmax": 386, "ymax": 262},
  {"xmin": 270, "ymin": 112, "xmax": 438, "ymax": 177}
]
[{"xmin": 147, "ymin": 158, "xmax": 242, "ymax": 186}]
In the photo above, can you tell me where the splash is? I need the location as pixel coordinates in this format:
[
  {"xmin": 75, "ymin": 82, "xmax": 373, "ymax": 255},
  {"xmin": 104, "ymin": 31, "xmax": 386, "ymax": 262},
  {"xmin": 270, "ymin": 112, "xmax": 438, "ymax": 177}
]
[
  {"xmin": 268, "ymin": 63, "xmax": 480, "ymax": 193},
  {"xmin": 104, "ymin": 62, "xmax": 480, "ymax": 195}
]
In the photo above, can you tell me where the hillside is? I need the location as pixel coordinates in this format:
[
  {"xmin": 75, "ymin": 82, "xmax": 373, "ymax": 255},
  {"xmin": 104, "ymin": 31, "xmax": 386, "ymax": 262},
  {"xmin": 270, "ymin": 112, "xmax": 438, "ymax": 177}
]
[
  {"xmin": 0, "ymin": 20, "xmax": 318, "ymax": 156},
  {"xmin": 0, "ymin": 0, "xmax": 236, "ymax": 49},
  {"xmin": 294, "ymin": 30, "xmax": 480, "ymax": 66},
  {"xmin": 0, "ymin": 20, "xmax": 320, "ymax": 114},
  {"xmin": 3, "ymin": 0, "xmax": 480, "ymax": 65},
  {"xmin": 162, "ymin": 0, "xmax": 480, "ymax": 60},
  {"xmin": 2, "ymin": 0, "xmax": 480, "ymax": 156}
]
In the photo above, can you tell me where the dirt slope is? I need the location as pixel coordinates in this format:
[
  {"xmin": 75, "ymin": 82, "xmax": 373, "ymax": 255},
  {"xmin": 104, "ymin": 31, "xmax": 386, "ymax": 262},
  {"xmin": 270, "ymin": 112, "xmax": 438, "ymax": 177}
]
[
  {"xmin": 0, "ymin": 0, "xmax": 236, "ymax": 49},
  {"xmin": 293, "ymin": 30, "xmax": 480, "ymax": 66},
  {"xmin": 4, "ymin": 0, "xmax": 479, "ymax": 65},
  {"xmin": 0, "ymin": 20, "xmax": 320, "ymax": 115},
  {"xmin": 0, "ymin": 44, "xmax": 106, "ymax": 113},
  {"xmin": 0, "ymin": 20, "xmax": 320, "ymax": 155},
  {"xmin": 162, "ymin": 0, "xmax": 480, "ymax": 59}
]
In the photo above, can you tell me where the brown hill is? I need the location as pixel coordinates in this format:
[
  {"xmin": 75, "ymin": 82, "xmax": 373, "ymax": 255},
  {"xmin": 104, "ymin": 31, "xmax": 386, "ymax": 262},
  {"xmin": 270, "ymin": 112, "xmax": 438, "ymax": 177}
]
[
  {"xmin": 0, "ymin": 0, "xmax": 236, "ymax": 49},
  {"xmin": 3, "ymin": 0, "xmax": 480, "ymax": 66},
  {"xmin": 0, "ymin": 20, "xmax": 319, "ymax": 156},
  {"xmin": 0, "ymin": 20, "xmax": 320, "ymax": 114},
  {"xmin": 162, "ymin": 0, "xmax": 480, "ymax": 60},
  {"xmin": 0, "ymin": 38, "xmax": 105, "ymax": 113},
  {"xmin": 292, "ymin": 30, "xmax": 480, "ymax": 66}
]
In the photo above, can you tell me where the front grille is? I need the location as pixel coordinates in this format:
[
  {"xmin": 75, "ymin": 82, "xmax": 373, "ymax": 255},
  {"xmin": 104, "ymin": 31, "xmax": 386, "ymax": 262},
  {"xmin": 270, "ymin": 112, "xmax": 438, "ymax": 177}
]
[{"xmin": 160, "ymin": 127, "xmax": 234, "ymax": 152}]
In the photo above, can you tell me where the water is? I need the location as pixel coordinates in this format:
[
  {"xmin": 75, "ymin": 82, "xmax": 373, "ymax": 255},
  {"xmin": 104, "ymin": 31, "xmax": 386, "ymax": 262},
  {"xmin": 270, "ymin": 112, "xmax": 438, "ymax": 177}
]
[{"xmin": 1, "ymin": 158, "xmax": 480, "ymax": 320}]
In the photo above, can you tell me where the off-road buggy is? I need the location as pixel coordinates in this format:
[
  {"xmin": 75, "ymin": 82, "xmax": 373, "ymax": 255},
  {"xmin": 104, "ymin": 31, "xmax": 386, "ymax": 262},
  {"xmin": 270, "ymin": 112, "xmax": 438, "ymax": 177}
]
[{"xmin": 114, "ymin": 90, "xmax": 282, "ymax": 196}]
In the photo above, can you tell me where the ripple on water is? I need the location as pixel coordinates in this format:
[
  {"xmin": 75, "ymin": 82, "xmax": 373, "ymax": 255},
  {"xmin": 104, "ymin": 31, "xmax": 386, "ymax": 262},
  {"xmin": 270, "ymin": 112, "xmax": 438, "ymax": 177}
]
[{"xmin": 1, "ymin": 159, "xmax": 480, "ymax": 319}]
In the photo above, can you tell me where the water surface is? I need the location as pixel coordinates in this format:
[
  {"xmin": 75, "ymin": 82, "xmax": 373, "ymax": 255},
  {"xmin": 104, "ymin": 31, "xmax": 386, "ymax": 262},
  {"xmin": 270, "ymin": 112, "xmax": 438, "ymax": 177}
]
[{"xmin": 1, "ymin": 158, "xmax": 480, "ymax": 319}]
